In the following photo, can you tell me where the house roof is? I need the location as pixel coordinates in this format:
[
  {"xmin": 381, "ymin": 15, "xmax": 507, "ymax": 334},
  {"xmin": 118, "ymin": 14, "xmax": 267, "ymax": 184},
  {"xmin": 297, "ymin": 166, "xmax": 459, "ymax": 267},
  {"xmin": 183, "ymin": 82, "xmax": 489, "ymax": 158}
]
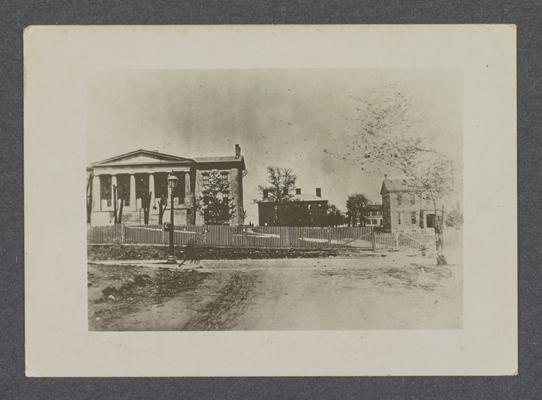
[
  {"xmin": 380, "ymin": 178, "xmax": 418, "ymax": 195},
  {"xmin": 292, "ymin": 193, "xmax": 327, "ymax": 202},
  {"xmin": 194, "ymin": 155, "xmax": 246, "ymax": 169},
  {"xmin": 258, "ymin": 192, "xmax": 327, "ymax": 203},
  {"xmin": 91, "ymin": 149, "xmax": 194, "ymax": 166},
  {"xmin": 90, "ymin": 149, "xmax": 245, "ymax": 169},
  {"xmin": 195, "ymin": 156, "xmax": 240, "ymax": 163}
]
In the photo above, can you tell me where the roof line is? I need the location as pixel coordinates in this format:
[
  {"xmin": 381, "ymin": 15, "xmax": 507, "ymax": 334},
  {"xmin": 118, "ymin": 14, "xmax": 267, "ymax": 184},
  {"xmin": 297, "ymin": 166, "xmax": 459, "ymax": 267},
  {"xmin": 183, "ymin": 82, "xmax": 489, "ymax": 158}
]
[{"xmin": 91, "ymin": 149, "xmax": 195, "ymax": 165}]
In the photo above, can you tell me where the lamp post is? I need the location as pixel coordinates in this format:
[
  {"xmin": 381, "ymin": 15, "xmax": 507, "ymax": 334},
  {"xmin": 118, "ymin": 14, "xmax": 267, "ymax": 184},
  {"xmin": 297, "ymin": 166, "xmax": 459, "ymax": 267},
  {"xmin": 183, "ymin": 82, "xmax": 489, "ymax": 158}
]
[{"xmin": 167, "ymin": 172, "xmax": 179, "ymax": 263}]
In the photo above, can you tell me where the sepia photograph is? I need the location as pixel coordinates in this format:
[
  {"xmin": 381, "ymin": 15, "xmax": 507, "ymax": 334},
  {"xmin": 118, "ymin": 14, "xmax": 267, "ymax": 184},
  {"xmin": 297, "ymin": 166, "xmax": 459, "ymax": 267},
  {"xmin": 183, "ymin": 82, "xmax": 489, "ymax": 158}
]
[
  {"xmin": 24, "ymin": 25, "xmax": 516, "ymax": 377},
  {"xmin": 86, "ymin": 69, "xmax": 463, "ymax": 331}
]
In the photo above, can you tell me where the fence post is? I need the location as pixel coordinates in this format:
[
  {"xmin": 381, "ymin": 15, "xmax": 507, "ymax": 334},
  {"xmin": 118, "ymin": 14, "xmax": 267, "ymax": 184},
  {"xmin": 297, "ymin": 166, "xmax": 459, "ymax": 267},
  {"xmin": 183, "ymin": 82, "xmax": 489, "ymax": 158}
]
[
  {"xmin": 394, "ymin": 231, "xmax": 400, "ymax": 250},
  {"xmin": 371, "ymin": 230, "xmax": 376, "ymax": 252},
  {"xmin": 120, "ymin": 223, "xmax": 126, "ymax": 243}
]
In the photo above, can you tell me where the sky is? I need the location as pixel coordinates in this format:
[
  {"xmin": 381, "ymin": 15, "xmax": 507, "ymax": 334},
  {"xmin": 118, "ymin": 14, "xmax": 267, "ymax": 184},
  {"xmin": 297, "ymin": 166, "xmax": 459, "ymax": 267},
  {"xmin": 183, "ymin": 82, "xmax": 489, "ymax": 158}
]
[{"xmin": 87, "ymin": 69, "xmax": 462, "ymax": 224}]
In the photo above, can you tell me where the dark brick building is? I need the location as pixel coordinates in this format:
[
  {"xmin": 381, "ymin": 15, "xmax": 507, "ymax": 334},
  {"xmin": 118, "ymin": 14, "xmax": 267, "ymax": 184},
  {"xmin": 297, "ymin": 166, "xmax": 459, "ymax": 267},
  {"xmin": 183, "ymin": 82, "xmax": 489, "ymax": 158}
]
[{"xmin": 257, "ymin": 187, "xmax": 328, "ymax": 226}]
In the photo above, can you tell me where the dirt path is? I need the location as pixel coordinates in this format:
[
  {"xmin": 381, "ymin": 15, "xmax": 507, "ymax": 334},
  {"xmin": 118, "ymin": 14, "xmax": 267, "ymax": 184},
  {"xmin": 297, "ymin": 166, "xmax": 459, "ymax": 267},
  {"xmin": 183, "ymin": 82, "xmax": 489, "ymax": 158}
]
[
  {"xmin": 182, "ymin": 271, "xmax": 260, "ymax": 330},
  {"xmin": 88, "ymin": 254, "xmax": 462, "ymax": 331}
]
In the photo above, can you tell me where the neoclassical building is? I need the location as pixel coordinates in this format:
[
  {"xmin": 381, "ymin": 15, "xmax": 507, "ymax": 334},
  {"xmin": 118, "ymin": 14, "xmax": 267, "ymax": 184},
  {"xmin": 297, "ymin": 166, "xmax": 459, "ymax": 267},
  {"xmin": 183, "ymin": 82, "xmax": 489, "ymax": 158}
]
[{"xmin": 87, "ymin": 145, "xmax": 246, "ymax": 226}]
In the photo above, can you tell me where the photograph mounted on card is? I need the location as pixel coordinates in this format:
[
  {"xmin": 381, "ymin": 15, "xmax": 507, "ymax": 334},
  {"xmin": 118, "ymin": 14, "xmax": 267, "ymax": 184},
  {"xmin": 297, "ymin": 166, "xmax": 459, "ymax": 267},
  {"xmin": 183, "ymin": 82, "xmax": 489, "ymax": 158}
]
[{"xmin": 24, "ymin": 25, "xmax": 516, "ymax": 376}]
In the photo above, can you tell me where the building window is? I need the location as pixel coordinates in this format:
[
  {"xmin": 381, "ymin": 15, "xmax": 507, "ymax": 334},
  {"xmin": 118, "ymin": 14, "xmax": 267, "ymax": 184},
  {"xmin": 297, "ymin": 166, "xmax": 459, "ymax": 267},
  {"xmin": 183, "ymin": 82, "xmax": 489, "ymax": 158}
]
[
  {"xmin": 154, "ymin": 173, "xmax": 168, "ymax": 199},
  {"xmin": 397, "ymin": 193, "xmax": 402, "ymax": 205},
  {"xmin": 100, "ymin": 175, "xmax": 112, "ymax": 206},
  {"xmin": 411, "ymin": 211, "xmax": 417, "ymax": 224},
  {"xmin": 173, "ymin": 173, "xmax": 185, "ymax": 203},
  {"xmin": 135, "ymin": 173, "xmax": 149, "ymax": 201},
  {"xmin": 202, "ymin": 173, "xmax": 209, "ymax": 187},
  {"xmin": 397, "ymin": 212, "xmax": 402, "ymax": 225},
  {"xmin": 410, "ymin": 193, "xmax": 416, "ymax": 205},
  {"xmin": 372, "ymin": 219, "xmax": 377, "ymax": 225},
  {"xmin": 116, "ymin": 174, "xmax": 130, "ymax": 206},
  {"xmin": 221, "ymin": 171, "xmax": 229, "ymax": 185}
]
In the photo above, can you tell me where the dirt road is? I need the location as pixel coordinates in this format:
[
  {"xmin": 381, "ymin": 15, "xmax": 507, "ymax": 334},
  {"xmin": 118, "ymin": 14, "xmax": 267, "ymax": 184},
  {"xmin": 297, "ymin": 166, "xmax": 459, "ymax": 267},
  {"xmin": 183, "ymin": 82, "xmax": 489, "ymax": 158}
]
[{"xmin": 88, "ymin": 254, "xmax": 462, "ymax": 331}]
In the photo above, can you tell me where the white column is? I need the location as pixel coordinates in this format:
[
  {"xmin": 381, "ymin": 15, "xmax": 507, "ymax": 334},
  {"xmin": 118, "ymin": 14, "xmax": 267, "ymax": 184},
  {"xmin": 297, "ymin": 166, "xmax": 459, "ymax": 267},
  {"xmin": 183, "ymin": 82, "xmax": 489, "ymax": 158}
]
[
  {"xmin": 149, "ymin": 173, "xmax": 155, "ymax": 207},
  {"xmin": 130, "ymin": 174, "xmax": 137, "ymax": 211},
  {"xmin": 92, "ymin": 175, "xmax": 101, "ymax": 211},
  {"xmin": 420, "ymin": 210, "xmax": 424, "ymax": 229},
  {"xmin": 167, "ymin": 176, "xmax": 173, "ymax": 208},
  {"xmin": 111, "ymin": 175, "xmax": 117, "ymax": 210},
  {"xmin": 184, "ymin": 172, "xmax": 191, "ymax": 205}
]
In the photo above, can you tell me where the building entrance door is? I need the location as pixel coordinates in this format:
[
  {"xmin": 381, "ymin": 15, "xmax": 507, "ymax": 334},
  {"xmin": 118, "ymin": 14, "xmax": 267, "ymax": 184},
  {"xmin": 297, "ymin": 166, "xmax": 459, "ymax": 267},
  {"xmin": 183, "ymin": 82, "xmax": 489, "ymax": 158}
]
[{"xmin": 426, "ymin": 214, "xmax": 436, "ymax": 228}]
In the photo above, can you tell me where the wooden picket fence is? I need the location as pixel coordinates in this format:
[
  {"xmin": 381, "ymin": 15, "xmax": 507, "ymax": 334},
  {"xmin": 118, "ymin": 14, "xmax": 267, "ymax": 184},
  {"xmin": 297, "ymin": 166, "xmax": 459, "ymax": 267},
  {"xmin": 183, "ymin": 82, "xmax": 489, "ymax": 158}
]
[
  {"xmin": 372, "ymin": 231, "xmax": 436, "ymax": 251},
  {"xmin": 87, "ymin": 224, "xmax": 436, "ymax": 251}
]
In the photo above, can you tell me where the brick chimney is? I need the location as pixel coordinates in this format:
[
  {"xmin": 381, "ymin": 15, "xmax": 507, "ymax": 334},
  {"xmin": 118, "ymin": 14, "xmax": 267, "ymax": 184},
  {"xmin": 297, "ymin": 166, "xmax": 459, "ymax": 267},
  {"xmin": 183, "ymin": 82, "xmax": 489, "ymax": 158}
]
[
  {"xmin": 235, "ymin": 144, "xmax": 241, "ymax": 158},
  {"xmin": 315, "ymin": 188, "xmax": 321, "ymax": 198}
]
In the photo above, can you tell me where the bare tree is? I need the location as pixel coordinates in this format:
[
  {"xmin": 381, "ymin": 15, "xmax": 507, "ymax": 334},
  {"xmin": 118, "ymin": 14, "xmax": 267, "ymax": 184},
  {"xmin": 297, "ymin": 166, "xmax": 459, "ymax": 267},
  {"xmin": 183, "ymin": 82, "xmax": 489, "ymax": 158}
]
[
  {"xmin": 335, "ymin": 88, "xmax": 454, "ymax": 264},
  {"xmin": 112, "ymin": 185, "xmax": 124, "ymax": 224},
  {"xmin": 140, "ymin": 191, "xmax": 152, "ymax": 225},
  {"xmin": 156, "ymin": 194, "xmax": 168, "ymax": 225},
  {"xmin": 415, "ymin": 156, "xmax": 454, "ymax": 264},
  {"xmin": 258, "ymin": 166, "xmax": 297, "ymax": 225},
  {"xmin": 86, "ymin": 172, "xmax": 93, "ymax": 224},
  {"xmin": 238, "ymin": 208, "xmax": 247, "ymax": 226}
]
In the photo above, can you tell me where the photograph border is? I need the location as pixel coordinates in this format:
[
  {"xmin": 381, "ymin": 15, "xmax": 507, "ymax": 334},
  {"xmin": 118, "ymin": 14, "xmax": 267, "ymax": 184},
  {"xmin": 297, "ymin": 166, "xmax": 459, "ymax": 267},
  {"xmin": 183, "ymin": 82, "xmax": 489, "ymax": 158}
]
[
  {"xmin": 24, "ymin": 24, "xmax": 515, "ymax": 377},
  {"xmin": 2, "ymin": 1, "xmax": 540, "ymax": 399}
]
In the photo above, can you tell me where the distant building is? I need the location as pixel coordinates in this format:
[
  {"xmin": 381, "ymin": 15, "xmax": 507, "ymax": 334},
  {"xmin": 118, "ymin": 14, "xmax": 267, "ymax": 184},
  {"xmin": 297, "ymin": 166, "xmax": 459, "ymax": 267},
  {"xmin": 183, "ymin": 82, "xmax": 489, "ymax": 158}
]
[
  {"xmin": 257, "ymin": 187, "xmax": 328, "ymax": 226},
  {"xmin": 87, "ymin": 145, "xmax": 246, "ymax": 226},
  {"xmin": 380, "ymin": 178, "xmax": 440, "ymax": 232},
  {"xmin": 363, "ymin": 204, "xmax": 383, "ymax": 227}
]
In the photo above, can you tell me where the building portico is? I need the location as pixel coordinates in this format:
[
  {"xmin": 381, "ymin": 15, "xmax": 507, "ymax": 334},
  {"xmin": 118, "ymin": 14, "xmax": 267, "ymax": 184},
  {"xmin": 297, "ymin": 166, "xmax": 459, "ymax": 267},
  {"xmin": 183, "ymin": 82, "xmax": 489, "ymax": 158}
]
[{"xmin": 87, "ymin": 147, "xmax": 246, "ymax": 226}]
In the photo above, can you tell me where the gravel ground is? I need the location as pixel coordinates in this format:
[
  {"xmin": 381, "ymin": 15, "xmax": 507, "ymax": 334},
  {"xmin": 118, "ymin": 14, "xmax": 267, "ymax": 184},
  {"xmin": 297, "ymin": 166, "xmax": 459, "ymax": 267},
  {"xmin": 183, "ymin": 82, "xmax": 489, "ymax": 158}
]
[{"xmin": 88, "ymin": 250, "xmax": 462, "ymax": 331}]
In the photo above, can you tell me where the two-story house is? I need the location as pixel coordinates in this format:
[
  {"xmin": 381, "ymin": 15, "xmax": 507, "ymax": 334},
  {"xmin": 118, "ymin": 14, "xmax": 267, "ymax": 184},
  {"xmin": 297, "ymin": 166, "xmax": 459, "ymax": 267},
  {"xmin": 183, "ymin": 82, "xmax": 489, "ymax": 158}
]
[
  {"xmin": 380, "ymin": 178, "xmax": 439, "ymax": 232},
  {"xmin": 363, "ymin": 204, "xmax": 383, "ymax": 227},
  {"xmin": 257, "ymin": 187, "xmax": 328, "ymax": 226}
]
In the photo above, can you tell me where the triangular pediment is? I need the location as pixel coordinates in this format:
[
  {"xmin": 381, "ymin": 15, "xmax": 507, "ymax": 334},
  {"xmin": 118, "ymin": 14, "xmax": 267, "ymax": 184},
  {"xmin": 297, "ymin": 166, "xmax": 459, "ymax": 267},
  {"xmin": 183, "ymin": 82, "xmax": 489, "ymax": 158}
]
[{"xmin": 92, "ymin": 149, "xmax": 194, "ymax": 166}]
